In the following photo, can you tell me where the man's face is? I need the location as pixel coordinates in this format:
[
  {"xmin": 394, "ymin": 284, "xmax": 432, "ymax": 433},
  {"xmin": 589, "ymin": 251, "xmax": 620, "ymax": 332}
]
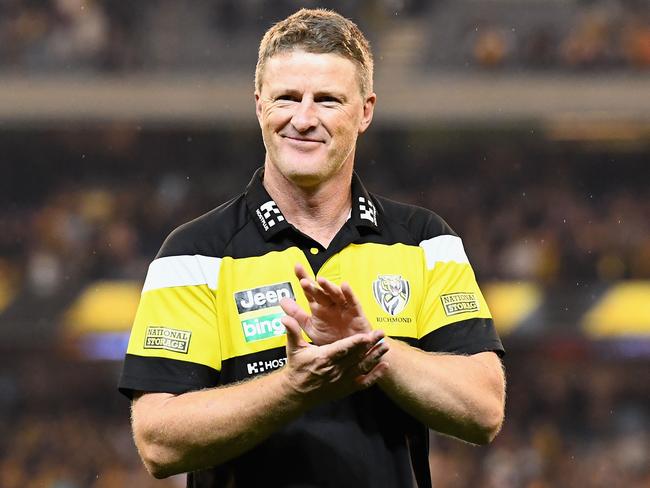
[{"xmin": 255, "ymin": 50, "xmax": 375, "ymax": 188}]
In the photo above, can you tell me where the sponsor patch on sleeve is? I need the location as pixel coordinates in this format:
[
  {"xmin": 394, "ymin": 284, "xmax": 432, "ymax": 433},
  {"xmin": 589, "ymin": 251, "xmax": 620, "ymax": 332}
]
[
  {"xmin": 441, "ymin": 292, "xmax": 479, "ymax": 316},
  {"xmin": 144, "ymin": 326, "xmax": 192, "ymax": 354}
]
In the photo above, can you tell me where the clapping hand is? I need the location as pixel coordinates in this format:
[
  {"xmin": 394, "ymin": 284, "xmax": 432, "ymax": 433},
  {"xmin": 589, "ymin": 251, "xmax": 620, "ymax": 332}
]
[
  {"xmin": 280, "ymin": 264, "xmax": 373, "ymax": 345},
  {"xmin": 279, "ymin": 264, "xmax": 389, "ymax": 402}
]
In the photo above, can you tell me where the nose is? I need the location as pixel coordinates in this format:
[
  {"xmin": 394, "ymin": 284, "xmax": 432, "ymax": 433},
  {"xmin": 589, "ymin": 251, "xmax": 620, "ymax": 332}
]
[{"xmin": 290, "ymin": 98, "xmax": 318, "ymax": 133}]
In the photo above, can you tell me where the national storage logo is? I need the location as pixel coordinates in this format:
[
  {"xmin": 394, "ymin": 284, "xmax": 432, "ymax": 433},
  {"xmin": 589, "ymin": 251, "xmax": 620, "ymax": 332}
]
[
  {"xmin": 234, "ymin": 282, "xmax": 295, "ymax": 343},
  {"xmin": 144, "ymin": 326, "xmax": 191, "ymax": 354},
  {"xmin": 441, "ymin": 292, "xmax": 479, "ymax": 316}
]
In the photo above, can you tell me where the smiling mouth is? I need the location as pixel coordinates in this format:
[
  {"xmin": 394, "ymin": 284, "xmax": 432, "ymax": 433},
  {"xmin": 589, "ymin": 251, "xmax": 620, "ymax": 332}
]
[{"xmin": 282, "ymin": 135, "xmax": 323, "ymax": 144}]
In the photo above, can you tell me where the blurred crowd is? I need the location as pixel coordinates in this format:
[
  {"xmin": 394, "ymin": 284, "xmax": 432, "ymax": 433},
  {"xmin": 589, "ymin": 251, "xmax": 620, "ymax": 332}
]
[
  {"xmin": 1, "ymin": 128, "xmax": 648, "ymax": 309},
  {"xmin": 0, "ymin": 0, "xmax": 648, "ymax": 74},
  {"xmin": 407, "ymin": 149, "xmax": 650, "ymax": 284},
  {"xmin": 0, "ymin": 352, "xmax": 647, "ymax": 488},
  {"xmin": 0, "ymin": 356, "xmax": 181, "ymax": 488},
  {"xmin": 459, "ymin": 0, "xmax": 650, "ymax": 70},
  {"xmin": 0, "ymin": 130, "xmax": 246, "ymax": 301},
  {"xmin": 0, "ymin": 413, "xmax": 181, "ymax": 488},
  {"xmin": 0, "ymin": 0, "xmax": 422, "ymax": 73},
  {"xmin": 429, "ymin": 356, "xmax": 650, "ymax": 488},
  {"xmin": 0, "ymin": 173, "xmax": 211, "ymax": 298},
  {"xmin": 1, "ymin": 3, "xmax": 648, "ymax": 487}
]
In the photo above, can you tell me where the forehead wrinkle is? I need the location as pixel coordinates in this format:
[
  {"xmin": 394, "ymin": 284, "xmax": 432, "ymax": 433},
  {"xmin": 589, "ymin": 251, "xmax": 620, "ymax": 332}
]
[{"xmin": 264, "ymin": 52, "xmax": 358, "ymax": 81}]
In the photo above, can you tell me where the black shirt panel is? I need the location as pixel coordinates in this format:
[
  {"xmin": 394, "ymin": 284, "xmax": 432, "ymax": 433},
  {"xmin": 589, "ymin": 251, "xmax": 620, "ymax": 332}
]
[
  {"xmin": 155, "ymin": 172, "xmax": 459, "ymax": 266},
  {"xmin": 420, "ymin": 318, "xmax": 505, "ymax": 357},
  {"xmin": 216, "ymin": 388, "xmax": 415, "ymax": 488},
  {"xmin": 119, "ymin": 354, "xmax": 220, "ymax": 399}
]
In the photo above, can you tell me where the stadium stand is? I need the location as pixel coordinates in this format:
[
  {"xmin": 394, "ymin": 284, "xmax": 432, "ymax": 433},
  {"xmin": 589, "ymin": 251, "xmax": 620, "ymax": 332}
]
[{"xmin": 1, "ymin": 1, "xmax": 648, "ymax": 487}]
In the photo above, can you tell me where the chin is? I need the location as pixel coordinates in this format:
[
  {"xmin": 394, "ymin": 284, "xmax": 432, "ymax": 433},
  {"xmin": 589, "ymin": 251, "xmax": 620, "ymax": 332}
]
[
  {"xmin": 284, "ymin": 169, "xmax": 326, "ymax": 188},
  {"xmin": 277, "ymin": 156, "xmax": 327, "ymax": 182},
  {"xmin": 269, "ymin": 149, "xmax": 346, "ymax": 187}
]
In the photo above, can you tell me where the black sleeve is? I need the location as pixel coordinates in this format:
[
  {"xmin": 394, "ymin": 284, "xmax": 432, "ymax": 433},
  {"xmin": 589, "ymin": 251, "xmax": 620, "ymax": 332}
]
[
  {"xmin": 118, "ymin": 354, "xmax": 220, "ymax": 399},
  {"xmin": 419, "ymin": 318, "xmax": 505, "ymax": 357}
]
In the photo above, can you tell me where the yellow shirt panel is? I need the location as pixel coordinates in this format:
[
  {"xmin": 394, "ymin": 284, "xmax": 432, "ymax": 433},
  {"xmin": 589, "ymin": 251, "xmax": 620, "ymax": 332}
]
[
  {"xmin": 328, "ymin": 243, "xmax": 423, "ymax": 339},
  {"xmin": 216, "ymin": 248, "xmax": 312, "ymax": 361},
  {"xmin": 126, "ymin": 284, "xmax": 222, "ymax": 371},
  {"xmin": 417, "ymin": 261, "xmax": 492, "ymax": 338}
]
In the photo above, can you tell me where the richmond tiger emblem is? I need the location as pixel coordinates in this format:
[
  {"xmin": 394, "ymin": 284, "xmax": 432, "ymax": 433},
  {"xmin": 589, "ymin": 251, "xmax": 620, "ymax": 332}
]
[{"xmin": 373, "ymin": 275, "xmax": 410, "ymax": 316}]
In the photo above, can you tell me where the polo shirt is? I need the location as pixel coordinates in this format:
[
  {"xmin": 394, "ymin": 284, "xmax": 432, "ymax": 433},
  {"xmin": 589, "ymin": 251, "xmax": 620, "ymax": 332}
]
[{"xmin": 119, "ymin": 167, "xmax": 504, "ymax": 488}]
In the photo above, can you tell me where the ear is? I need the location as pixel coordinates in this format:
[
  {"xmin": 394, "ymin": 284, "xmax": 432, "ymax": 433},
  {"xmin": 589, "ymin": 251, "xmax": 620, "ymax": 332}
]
[
  {"xmin": 358, "ymin": 92, "xmax": 376, "ymax": 135},
  {"xmin": 254, "ymin": 92, "xmax": 263, "ymax": 126}
]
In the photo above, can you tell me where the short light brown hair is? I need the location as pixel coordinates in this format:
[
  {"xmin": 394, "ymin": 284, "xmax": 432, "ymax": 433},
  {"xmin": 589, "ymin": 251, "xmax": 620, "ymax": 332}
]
[{"xmin": 255, "ymin": 8, "xmax": 374, "ymax": 97}]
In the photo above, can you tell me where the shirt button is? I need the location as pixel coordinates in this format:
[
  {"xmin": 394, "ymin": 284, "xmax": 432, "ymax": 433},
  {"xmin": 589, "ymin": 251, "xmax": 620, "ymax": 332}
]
[{"xmin": 310, "ymin": 247, "xmax": 319, "ymax": 255}]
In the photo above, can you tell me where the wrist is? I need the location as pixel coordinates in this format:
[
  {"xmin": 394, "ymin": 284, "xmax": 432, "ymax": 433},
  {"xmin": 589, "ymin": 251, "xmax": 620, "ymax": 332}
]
[{"xmin": 276, "ymin": 366, "xmax": 317, "ymax": 412}]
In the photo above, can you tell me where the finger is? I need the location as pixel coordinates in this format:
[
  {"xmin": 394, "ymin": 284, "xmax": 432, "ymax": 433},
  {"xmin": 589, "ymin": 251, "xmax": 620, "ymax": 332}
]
[
  {"xmin": 364, "ymin": 336, "xmax": 389, "ymax": 359},
  {"xmin": 323, "ymin": 330, "xmax": 382, "ymax": 364},
  {"xmin": 279, "ymin": 298, "xmax": 311, "ymax": 329},
  {"xmin": 294, "ymin": 263, "xmax": 311, "ymax": 282},
  {"xmin": 355, "ymin": 330, "xmax": 385, "ymax": 357},
  {"xmin": 299, "ymin": 277, "xmax": 326, "ymax": 305},
  {"xmin": 341, "ymin": 282, "xmax": 365, "ymax": 314},
  {"xmin": 346, "ymin": 332, "xmax": 385, "ymax": 367},
  {"xmin": 295, "ymin": 264, "xmax": 340, "ymax": 308},
  {"xmin": 368, "ymin": 329, "xmax": 385, "ymax": 345},
  {"xmin": 356, "ymin": 340, "xmax": 389, "ymax": 375},
  {"xmin": 317, "ymin": 276, "xmax": 347, "ymax": 306},
  {"xmin": 281, "ymin": 315, "xmax": 308, "ymax": 352},
  {"xmin": 295, "ymin": 264, "xmax": 322, "ymax": 303},
  {"xmin": 355, "ymin": 361, "xmax": 389, "ymax": 389}
]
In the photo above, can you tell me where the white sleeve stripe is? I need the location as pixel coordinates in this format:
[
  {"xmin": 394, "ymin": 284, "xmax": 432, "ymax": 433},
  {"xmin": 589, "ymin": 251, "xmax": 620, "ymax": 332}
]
[
  {"xmin": 142, "ymin": 255, "xmax": 221, "ymax": 292},
  {"xmin": 419, "ymin": 235, "xmax": 469, "ymax": 269}
]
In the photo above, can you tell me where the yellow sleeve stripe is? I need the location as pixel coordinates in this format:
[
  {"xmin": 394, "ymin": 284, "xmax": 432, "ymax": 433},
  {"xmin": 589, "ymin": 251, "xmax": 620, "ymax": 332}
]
[
  {"xmin": 417, "ymin": 261, "xmax": 492, "ymax": 337},
  {"xmin": 143, "ymin": 255, "xmax": 221, "ymax": 292},
  {"xmin": 419, "ymin": 235, "xmax": 469, "ymax": 269},
  {"xmin": 127, "ymin": 284, "xmax": 221, "ymax": 370}
]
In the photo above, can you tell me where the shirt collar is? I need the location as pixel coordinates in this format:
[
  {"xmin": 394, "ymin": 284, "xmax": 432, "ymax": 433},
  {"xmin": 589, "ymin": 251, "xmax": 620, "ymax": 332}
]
[
  {"xmin": 349, "ymin": 171, "xmax": 380, "ymax": 231},
  {"xmin": 245, "ymin": 167, "xmax": 381, "ymax": 241},
  {"xmin": 245, "ymin": 167, "xmax": 291, "ymax": 240}
]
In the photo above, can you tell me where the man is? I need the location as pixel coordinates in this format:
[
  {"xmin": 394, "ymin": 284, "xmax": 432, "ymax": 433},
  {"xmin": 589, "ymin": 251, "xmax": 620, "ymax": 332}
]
[{"xmin": 119, "ymin": 8, "xmax": 505, "ymax": 487}]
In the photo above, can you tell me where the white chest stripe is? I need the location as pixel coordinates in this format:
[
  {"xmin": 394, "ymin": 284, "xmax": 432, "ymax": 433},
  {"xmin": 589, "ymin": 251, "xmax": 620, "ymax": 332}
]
[
  {"xmin": 142, "ymin": 255, "xmax": 221, "ymax": 292},
  {"xmin": 419, "ymin": 235, "xmax": 469, "ymax": 269}
]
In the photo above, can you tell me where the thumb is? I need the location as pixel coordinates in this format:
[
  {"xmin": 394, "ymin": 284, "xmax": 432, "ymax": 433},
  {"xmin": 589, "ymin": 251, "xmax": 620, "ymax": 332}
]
[{"xmin": 281, "ymin": 314, "xmax": 308, "ymax": 353}]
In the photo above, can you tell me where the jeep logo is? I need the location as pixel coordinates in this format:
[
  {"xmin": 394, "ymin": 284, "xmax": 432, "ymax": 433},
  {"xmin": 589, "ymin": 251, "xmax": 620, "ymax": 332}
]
[{"xmin": 234, "ymin": 282, "xmax": 295, "ymax": 314}]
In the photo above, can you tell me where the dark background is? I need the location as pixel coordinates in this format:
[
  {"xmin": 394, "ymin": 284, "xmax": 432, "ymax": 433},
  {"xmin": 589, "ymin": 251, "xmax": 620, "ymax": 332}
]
[{"xmin": 1, "ymin": 1, "xmax": 649, "ymax": 487}]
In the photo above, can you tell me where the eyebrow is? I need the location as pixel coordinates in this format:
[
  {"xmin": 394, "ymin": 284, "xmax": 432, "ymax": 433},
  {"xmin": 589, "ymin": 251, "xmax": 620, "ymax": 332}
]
[{"xmin": 270, "ymin": 88, "xmax": 348, "ymax": 102}]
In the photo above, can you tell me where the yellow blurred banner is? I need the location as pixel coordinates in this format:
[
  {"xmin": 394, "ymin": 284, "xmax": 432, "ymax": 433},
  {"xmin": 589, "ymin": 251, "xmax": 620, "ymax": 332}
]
[
  {"xmin": 583, "ymin": 282, "xmax": 650, "ymax": 338},
  {"xmin": 65, "ymin": 280, "xmax": 543, "ymax": 337},
  {"xmin": 64, "ymin": 281, "xmax": 141, "ymax": 335},
  {"xmin": 0, "ymin": 277, "xmax": 16, "ymax": 314},
  {"xmin": 61, "ymin": 280, "xmax": 650, "ymax": 339},
  {"xmin": 483, "ymin": 282, "xmax": 542, "ymax": 335}
]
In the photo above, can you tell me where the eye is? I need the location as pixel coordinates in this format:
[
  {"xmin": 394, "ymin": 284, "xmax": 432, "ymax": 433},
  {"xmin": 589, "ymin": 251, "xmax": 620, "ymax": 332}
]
[
  {"xmin": 316, "ymin": 96, "xmax": 341, "ymax": 105},
  {"xmin": 275, "ymin": 94, "xmax": 299, "ymax": 102}
]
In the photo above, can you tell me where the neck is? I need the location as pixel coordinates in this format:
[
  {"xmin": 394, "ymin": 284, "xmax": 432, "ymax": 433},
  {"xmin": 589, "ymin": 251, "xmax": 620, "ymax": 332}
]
[{"xmin": 263, "ymin": 162, "xmax": 353, "ymax": 248}]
